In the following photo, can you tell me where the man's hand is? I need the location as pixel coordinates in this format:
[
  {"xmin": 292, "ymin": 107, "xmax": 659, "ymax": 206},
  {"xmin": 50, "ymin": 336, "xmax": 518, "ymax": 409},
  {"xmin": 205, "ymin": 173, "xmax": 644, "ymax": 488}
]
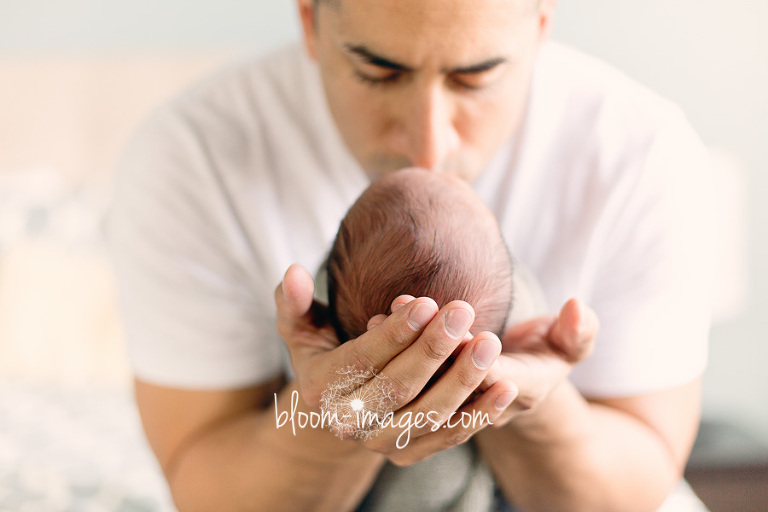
[
  {"xmin": 483, "ymin": 298, "xmax": 599, "ymax": 427},
  {"xmin": 359, "ymin": 297, "xmax": 599, "ymax": 463},
  {"xmin": 275, "ymin": 264, "xmax": 513, "ymax": 465}
]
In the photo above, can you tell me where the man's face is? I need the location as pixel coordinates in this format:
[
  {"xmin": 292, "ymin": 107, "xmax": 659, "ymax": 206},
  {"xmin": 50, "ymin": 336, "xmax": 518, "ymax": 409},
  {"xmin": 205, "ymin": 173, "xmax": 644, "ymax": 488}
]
[{"xmin": 299, "ymin": 0, "xmax": 552, "ymax": 181}]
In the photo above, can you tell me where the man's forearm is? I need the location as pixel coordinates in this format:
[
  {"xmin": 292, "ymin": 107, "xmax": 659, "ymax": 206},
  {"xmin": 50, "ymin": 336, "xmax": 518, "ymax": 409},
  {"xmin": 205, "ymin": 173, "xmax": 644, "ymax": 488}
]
[
  {"xmin": 167, "ymin": 382, "xmax": 385, "ymax": 512},
  {"xmin": 475, "ymin": 382, "xmax": 683, "ymax": 512}
]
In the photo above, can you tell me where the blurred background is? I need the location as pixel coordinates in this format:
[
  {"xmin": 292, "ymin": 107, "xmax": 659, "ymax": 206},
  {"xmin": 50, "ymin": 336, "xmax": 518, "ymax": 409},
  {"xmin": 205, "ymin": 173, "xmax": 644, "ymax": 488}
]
[{"xmin": 1, "ymin": 1, "xmax": 766, "ymax": 510}]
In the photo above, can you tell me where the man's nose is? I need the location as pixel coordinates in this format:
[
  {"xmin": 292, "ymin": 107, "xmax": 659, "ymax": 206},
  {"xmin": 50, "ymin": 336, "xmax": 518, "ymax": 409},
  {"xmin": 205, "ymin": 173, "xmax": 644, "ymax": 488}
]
[{"xmin": 390, "ymin": 83, "xmax": 460, "ymax": 171}]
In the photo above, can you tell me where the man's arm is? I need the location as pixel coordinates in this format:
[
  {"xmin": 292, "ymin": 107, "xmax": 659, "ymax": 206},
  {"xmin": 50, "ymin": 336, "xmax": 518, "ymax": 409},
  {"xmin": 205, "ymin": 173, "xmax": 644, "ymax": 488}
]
[
  {"xmin": 474, "ymin": 311, "xmax": 702, "ymax": 512},
  {"xmin": 135, "ymin": 377, "xmax": 386, "ymax": 512},
  {"xmin": 477, "ymin": 380, "xmax": 701, "ymax": 512},
  {"xmin": 131, "ymin": 263, "xmax": 507, "ymax": 511}
]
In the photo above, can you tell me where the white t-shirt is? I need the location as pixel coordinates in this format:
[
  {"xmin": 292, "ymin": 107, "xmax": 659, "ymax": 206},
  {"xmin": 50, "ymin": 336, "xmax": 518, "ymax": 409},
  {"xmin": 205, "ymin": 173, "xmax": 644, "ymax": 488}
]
[{"xmin": 108, "ymin": 41, "xmax": 713, "ymax": 397}]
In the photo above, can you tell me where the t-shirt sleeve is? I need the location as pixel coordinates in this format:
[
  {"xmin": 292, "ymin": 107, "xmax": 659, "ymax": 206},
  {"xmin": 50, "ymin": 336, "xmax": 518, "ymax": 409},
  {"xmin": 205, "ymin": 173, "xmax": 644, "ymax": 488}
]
[
  {"xmin": 107, "ymin": 107, "xmax": 285, "ymax": 390},
  {"xmin": 569, "ymin": 110, "xmax": 715, "ymax": 398}
]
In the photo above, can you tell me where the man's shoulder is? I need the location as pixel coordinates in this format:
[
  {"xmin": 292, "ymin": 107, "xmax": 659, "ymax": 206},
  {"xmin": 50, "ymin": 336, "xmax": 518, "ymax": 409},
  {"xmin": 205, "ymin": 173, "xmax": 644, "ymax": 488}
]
[
  {"xmin": 534, "ymin": 41, "xmax": 687, "ymax": 138},
  {"xmin": 120, "ymin": 41, "xmax": 345, "ymax": 189},
  {"xmin": 152, "ymin": 42, "xmax": 319, "ymax": 141},
  {"xmin": 507, "ymin": 41, "xmax": 708, "ymax": 240},
  {"xmin": 538, "ymin": 41, "xmax": 679, "ymax": 113},
  {"xmin": 523, "ymin": 40, "xmax": 700, "ymax": 183}
]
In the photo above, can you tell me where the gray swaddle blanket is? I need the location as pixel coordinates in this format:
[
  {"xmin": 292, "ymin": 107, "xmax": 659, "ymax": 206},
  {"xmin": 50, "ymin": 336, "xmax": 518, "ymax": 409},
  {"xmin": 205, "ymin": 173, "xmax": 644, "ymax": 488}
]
[{"xmin": 355, "ymin": 442, "xmax": 496, "ymax": 512}]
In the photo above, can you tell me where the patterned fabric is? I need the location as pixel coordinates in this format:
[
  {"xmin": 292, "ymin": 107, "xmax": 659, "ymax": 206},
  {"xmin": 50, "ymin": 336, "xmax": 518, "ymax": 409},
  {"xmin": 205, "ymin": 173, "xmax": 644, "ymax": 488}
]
[{"xmin": 0, "ymin": 379, "xmax": 175, "ymax": 511}]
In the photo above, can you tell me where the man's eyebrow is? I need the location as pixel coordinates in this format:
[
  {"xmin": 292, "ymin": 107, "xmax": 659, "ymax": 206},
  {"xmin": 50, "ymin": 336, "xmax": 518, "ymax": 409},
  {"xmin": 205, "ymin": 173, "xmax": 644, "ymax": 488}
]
[
  {"xmin": 344, "ymin": 44, "xmax": 508, "ymax": 75},
  {"xmin": 449, "ymin": 57, "xmax": 508, "ymax": 74},
  {"xmin": 344, "ymin": 44, "xmax": 412, "ymax": 72}
]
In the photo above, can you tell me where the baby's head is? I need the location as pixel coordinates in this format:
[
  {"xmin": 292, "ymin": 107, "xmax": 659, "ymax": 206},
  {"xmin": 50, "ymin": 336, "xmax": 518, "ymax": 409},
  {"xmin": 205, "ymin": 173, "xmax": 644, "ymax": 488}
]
[{"xmin": 327, "ymin": 168, "xmax": 514, "ymax": 343}]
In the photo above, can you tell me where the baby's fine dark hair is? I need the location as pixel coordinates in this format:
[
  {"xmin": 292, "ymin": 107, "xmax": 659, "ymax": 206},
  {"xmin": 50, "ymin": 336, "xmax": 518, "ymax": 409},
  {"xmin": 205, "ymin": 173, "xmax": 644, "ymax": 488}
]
[{"xmin": 327, "ymin": 168, "xmax": 514, "ymax": 343}]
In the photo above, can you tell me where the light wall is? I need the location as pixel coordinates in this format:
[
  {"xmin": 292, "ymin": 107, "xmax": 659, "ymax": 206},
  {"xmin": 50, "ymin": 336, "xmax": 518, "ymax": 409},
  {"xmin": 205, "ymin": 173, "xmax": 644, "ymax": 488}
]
[
  {"xmin": 1, "ymin": 1, "xmax": 766, "ymax": 439},
  {"xmin": 0, "ymin": 0, "xmax": 298, "ymax": 52},
  {"xmin": 551, "ymin": 1, "xmax": 768, "ymax": 443}
]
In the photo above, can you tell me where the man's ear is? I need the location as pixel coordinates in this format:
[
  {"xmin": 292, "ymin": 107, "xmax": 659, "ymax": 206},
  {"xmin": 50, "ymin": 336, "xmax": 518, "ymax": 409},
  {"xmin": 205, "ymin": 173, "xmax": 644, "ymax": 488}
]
[
  {"xmin": 536, "ymin": 0, "xmax": 558, "ymax": 43},
  {"xmin": 297, "ymin": 0, "xmax": 319, "ymax": 60}
]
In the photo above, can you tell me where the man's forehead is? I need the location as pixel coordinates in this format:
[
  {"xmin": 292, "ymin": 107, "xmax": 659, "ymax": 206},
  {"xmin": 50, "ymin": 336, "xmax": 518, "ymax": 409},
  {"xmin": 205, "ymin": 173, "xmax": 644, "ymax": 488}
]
[
  {"xmin": 327, "ymin": 0, "xmax": 534, "ymax": 27},
  {"xmin": 321, "ymin": 0, "xmax": 537, "ymax": 10},
  {"xmin": 324, "ymin": 0, "xmax": 537, "ymax": 67}
]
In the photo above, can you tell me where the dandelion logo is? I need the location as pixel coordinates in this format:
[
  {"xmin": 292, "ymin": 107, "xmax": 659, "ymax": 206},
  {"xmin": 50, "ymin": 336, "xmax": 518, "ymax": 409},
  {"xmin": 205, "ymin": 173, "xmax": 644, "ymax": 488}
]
[{"xmin": 320, "ymin": 366, "xmax": 398, "ymax": 441}]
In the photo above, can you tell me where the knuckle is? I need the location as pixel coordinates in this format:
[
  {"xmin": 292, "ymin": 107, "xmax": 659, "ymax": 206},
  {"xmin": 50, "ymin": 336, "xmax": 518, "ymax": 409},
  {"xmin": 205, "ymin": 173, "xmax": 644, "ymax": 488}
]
[
  {"xmin": 389, "ymin": 453, "xmax": 420, "ymax": 467},
  {"xmin": 346, "ymin": 347, "xmax": 377, "ymax": 373},
  {"xmin": 331, "ymin": 425, "xmax": 359, "ymax": 441},
  {"xmin": 419, "ymin": 337, "xmax": 452, "ymax": 362},
  {"xmin": 380, "ymin": 374, "xmax": 414, "ymax": 407},
  {"xmin": 374, "ymin": 313, "xmax": 417, "ymax": 346},
  {"xmin": 491, "ymin": 414, "xmax": 513, "ymax": 428},
  {"xmin": 300, "ymin": 370, "xmax": 337, "ymax": 407},
  {"xmin": 511, "ymin": 394, "xmax": 538, "ymax": 413},
  {"xmin": 454, "ymin": 364, "xmax": 481, "ymax": 392},
  {"xmin": 358, "ymin": 316, "xmax": 418, "ymax": 352},
  {"xmin": 300, "ymin": 383, "xmax": 322, "ymax": 407},
  {"xmin": 275, "ymin": 316, "xmax": 291, "ymax": 340},
  {"xmin": 390, "ymin": 295, "xmax": 414, "ymax": 312},
  {"xmin": 367, "ymin": 315, "xmax": 386, "ymax": 330},
  {"xmin": 446, "ymin": 429, "xmax": 471, "ymax": 447},
  {"xmin": 389, "ymin": 328, "xmax": 417, "ymax": 347},
  {"xmin": 363, "ymin": 438, "xmax": 389, "ymax": 454}
]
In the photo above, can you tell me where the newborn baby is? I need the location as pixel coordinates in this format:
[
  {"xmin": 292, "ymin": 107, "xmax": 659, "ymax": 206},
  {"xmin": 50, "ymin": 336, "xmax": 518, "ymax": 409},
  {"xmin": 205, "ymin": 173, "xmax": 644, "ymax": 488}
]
[{"xmin": 327, "ymin": 168, "xmax": 514, "ymax": 343}]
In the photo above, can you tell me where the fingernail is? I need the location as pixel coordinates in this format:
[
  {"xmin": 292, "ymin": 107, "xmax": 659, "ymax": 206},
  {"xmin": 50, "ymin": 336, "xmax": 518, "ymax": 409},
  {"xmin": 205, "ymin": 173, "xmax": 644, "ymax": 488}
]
[
  {"xmin": 472, "ymin": 338, "xmax": 500, "ymax": 370},
  {"xmin": 408, "ymin": 303, "xmax": 435, "ymax": 331},
  {"xmin": 444, "ymin": 308, "xmax": 472, "ymax": 339},
  {"xmin": 494, "ymin": 391, "xmax": 516, "ymax": 411}
]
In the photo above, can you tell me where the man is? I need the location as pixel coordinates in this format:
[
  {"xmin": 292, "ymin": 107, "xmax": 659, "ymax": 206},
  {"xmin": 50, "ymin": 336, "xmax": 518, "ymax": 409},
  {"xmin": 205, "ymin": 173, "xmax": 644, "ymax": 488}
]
[{"xmin": 109, "ymin": 0, "xmax": 713, "ymax": 511}]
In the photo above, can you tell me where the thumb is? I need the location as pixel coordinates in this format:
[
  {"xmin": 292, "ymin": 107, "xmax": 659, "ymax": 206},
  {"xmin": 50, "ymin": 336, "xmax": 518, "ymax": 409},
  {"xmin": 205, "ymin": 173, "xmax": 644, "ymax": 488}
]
[
  {"xmin": 275, "ymin": 263, "xmax": 341, "ymax": 371},
  {"xmin": 278, "ymin": 263, "xmax": 315, "ymax": 317},
  {"xmin": 275, "ymin": 264, "xmax": 318, "ymax": 344},
  {"xmin": 549, "ymin": 298, "xmax": 598, "ymax": 362}
]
